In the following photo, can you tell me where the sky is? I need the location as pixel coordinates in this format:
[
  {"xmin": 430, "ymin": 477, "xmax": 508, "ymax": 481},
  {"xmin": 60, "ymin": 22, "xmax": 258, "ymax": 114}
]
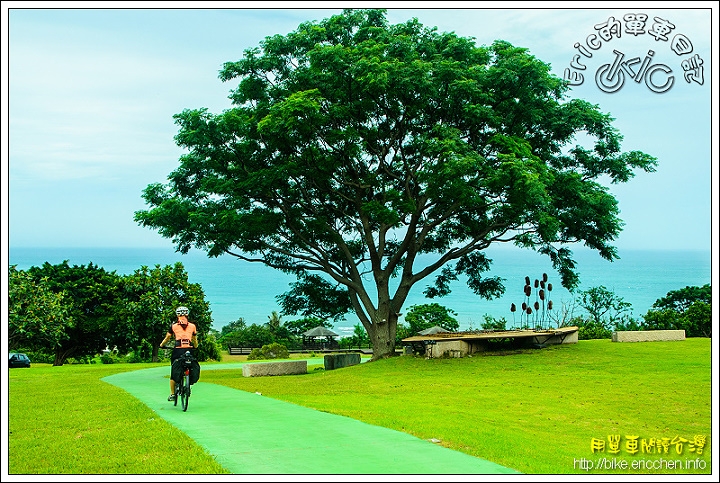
[{"xmin": 2, "ymin": 3, "xmax": 717, "ymax": 254}]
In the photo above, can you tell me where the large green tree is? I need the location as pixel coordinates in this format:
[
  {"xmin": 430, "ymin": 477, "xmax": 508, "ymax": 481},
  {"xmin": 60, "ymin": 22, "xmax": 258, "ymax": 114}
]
[
  {"xmin": 135, "ymin": 9, "xmax": 656, "ymax": 359},
  {"xmin": 24, "ymin": 261, "xmax": 122, "ymax": 365},
  {"xmin": 8, "ymin": 265, "xmax": 72, "ymax": 353}
]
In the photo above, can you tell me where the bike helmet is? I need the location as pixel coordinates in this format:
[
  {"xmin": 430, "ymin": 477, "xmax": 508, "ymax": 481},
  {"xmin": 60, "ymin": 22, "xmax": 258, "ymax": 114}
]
[{"xmin": 175, "ymin": 306, "xmax": 190, "ymax": 316}]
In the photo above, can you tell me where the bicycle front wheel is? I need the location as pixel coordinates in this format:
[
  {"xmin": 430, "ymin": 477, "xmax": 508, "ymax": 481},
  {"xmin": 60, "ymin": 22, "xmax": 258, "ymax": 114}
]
[{"xmin": 181, "ymin": 374, "xmax": 190, "ymax": 411}]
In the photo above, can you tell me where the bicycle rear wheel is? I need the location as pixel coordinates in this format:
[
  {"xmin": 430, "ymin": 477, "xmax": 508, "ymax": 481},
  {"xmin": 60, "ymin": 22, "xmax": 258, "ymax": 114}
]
[{"xmin": 181, "ymin": 373, "xmax": 190, "ymax": 411}]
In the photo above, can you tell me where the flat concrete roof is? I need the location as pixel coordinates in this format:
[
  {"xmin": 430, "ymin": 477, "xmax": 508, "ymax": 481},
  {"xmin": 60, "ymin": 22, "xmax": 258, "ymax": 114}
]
[{"xmin": 402, "ymin": 326, "xmax": 579, "ymax": 343}]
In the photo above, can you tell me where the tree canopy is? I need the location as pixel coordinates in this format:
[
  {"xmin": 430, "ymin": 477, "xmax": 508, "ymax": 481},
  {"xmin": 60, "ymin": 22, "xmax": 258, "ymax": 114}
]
[
  {"xmin": 643, "ymin": 284, "xmax": 711, "ymax": 338},
  {"xmin": 404, "ymin": 303, "xmax": 460, "ymax": 335},
  {"xmin": 135, "ymin": 9, "xmax": 656, "ymax": 359},
  {"xmin": 23, "ymin": 261, "xmax": 122, "ymax": 365},
  {"xmin": 115, "ymin": 262, "xmax": 213, "ymax": 362},
  {"xmin": 8, "ymin": 265, "xmax": 72, "ymax": 355},
  {"xmin": 9, "ymin": 262, "xmax": 216, "ymax": 365}
]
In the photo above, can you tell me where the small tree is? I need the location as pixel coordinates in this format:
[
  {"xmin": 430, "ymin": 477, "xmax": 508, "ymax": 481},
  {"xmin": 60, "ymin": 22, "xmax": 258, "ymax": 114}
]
[
  {"xmin": 579, "ymin": 286, "xmax": 632, "ymax": 329},
  {"xmin": 404, "ymin": 303, "xmax": 459, "ymax": 335},
  {"xmin": 547, "ymin": 299, "xmax": 579, "ymax": 329},
  {"xmin": 571, "ymin": 286, "xmax": 633, "ymax": 339},
  {"xmin": 339, "ymin": 324, "xmax": 368, "ymax": 349},
  {"xmin": 643, "ymin": 284, "xmax": 711, "ymax": 337},
  {"xmin": 198, "ymin": 331, "xmax": 223, "ymax": 361},
  {"xmin": 265, "ymin": 310, "xmax": 294, "ymax": 345},
  {"xmin": 481, "ymin": 314, "xmax": 507, "ymax": 331},
  {"xmin": 116, "ymin": 262, "xmax": 213, "ymax": 362},
  {"xmin": 236, "ymin": 323, "xmax": 276, "ymax": 349}
]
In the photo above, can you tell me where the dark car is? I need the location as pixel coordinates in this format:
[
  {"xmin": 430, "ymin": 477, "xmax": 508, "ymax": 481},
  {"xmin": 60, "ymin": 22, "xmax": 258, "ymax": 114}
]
[{"xmin": 9, "ymin": 353, "xmax": 31, "ymax": 368}]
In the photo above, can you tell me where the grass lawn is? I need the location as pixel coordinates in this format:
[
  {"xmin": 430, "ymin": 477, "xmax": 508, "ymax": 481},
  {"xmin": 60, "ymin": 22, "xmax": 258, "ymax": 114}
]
[
  {"xmin": 7, "ymin": 338, "xmax": 712, "ymax": 475},
  {"xmin": 202, "ymin": 338, "xmax": 712, "ymax": 475},
  {"xmin": 7, "ymin": 363, "xmax": 230, "ymax": 474}
]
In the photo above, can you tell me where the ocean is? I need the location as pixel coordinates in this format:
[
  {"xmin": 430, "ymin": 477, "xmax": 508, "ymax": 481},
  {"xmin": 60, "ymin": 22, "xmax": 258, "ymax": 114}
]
[{"xmin": 8, "ymin": 246, "xmax": 712, "ymax": 336}]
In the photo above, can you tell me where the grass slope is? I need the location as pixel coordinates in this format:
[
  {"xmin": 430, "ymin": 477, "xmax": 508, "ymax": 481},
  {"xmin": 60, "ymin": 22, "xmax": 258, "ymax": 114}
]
[
  {"xmin": 7, "ymin": 339, "xmax": 711, "ymax": 475},
  {"xmin": 8, "ymin": 363, "xmax": 229, "ymax": 474},
  {"xmin": 203, "ymin": 339, "xmax": 712, "ymax": 474}
]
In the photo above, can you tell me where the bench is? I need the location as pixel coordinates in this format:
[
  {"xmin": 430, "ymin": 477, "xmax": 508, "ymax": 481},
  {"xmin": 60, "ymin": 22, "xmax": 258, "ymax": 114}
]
[
  {"xmin": 228, "ymin": 347, "xmax": 252, "ymax": 355},
  {"xmin": 324, "ymin": 353, "xmax": 361, "ymax": 370},
  {"xmin": 242, "ymin": 360, "xmax": 308, "ymax": 377},
  {"xmin": 612, "ymin": 330, "xmax": 685, "ymax": 342}
]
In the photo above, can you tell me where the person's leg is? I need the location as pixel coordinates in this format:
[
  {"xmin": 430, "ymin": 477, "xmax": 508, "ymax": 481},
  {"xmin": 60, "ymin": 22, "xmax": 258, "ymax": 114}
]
[{"xmin": 168, "ymin": 358, "xmax": 178, "ymax": 400}]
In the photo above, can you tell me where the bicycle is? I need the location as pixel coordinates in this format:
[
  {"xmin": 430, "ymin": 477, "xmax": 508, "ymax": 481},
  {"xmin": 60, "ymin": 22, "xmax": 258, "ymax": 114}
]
[{"xmin": 161, "ymin": 346, "xmax": 197, "ymax": 412}]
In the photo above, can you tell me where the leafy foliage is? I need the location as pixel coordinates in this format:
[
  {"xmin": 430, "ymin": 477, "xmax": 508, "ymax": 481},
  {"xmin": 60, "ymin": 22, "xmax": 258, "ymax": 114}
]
[
  {"xmin": 198, "ymin": 331, "xmax": 223, "ymax": 361},
  {"xmin": 117, "ymin": 262, "xmax": 213, "ymax": 362},
  {"xmin": 219, "ymin": 314, "xmax": 338, "ymax": 351},
  {"xmin": 576, "ymin": 318, "xmax": 613, "ymax": 340},
  {"xmin": 403, "ymin": 303, "xmax": 459, "ymax": 335},
  {"xmin": 578, "ymin": 285, "xmax": 633, "ymax": 328},
  {"xmin": 642, "ymin": 284, "xmax": 711, "ymax": 337},
  {"xmin": 8, "ymin": 265, "xmax": 72, "ymax": 353},
  {"xmin": 135, "ymin": 9, "xmax": 656, "ymax": 359},
  {"xmin": 568, "ymin": 284, "xmax": 711, "ymax": 339},
  {"xmin": 220, "ymin": 321, "xmax": 275, "ymax": 349},
  {"xmin": 247, "ymin": 342, "xmax": 290, "ymax": 360},
  {"xmin": 480, "ymin": 314, "xmax": 508, "ymax": 331},
  {"xmin": 568, "ymin": 286, "xmax": 634, "ymax": 340},
  {"xmin": 23, "ymin": 261, "xmax": 123, "ymax": 365},
  {"xmin": 9, "ymin": 261, "xmax": 216, "ymax": 364},
  {"xmin": 339, "ymin": 323, "xmax": 372, "ymax": 349}
]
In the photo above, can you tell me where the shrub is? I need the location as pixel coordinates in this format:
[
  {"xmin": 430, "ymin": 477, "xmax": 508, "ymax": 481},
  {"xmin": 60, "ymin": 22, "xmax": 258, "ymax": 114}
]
[
  {"xmin": 247, "ymin": 342, "xmax": 289, "ymax": 360},
  {"xmin": 20, "ymin": 350, "xmax": 54, "ymax": 364},
  {"xmin": 126, "ymin": 339, "xmax": 154, "ymax": 363},
  {"xmin": 100, "ymin": 352, "xmax": 122, "ymax": 364},
  {"xmin": 198, "ymin": 332, "xmax": 223, "ymax": 361},
  {"xmin": 576, "ymin": 319, "xmax": 612, "ymax": 340},
  {"xmin": 578, "ymin": 286, "xmax": 632, "ymax": 328},
  {"xmin": 481, "ymin": 314, "xmax": 507, "ymax": 331}
]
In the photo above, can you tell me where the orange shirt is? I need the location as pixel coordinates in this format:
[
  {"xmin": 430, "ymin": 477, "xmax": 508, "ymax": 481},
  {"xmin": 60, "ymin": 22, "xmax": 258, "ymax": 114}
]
[{"xmin": 170, "ymin": 321, "xmax": 197, "ymax": 348}]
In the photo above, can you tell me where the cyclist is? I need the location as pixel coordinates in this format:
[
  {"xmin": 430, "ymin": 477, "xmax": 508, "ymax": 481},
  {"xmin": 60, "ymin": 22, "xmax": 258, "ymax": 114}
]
[{"xmin": 160, "ymin": 306, "xmax": 198, "ymax": 401}]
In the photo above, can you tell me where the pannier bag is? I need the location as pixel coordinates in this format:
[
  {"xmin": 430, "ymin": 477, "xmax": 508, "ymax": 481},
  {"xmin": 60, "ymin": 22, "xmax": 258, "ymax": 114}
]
[{"xmin": 172, "ymin": 358, "xmax": 201, "ymax": 385}]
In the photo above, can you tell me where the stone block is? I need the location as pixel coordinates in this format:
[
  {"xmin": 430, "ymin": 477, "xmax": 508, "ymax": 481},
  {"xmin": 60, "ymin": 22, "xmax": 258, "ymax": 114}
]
[
  {"xmin": 242, "ymin": 360, "xmax": 308, "ymax": 377},
  {"xmin": 612, "ymin": 330, "xmax": 686, "ymax": 342},
  {"xmin": 324, "ymin": 353, "xmax": 361, "ymax": 370}
]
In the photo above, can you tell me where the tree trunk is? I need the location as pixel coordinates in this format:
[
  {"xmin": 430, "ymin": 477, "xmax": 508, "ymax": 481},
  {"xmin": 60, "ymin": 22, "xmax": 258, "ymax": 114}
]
[
  {"xmin": 53, "ymin": 347, "xmax": 75, "ymax": 366},
  {"xmin": 368, "ymin": 311, "xmax": 399, "ymax": 360}
]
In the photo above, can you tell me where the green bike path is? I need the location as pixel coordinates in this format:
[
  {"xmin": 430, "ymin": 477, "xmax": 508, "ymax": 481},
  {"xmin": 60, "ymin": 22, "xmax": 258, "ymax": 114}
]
[{"xmin": 102, "ymin": 362, "xmax": 519, "ymax": 475}]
